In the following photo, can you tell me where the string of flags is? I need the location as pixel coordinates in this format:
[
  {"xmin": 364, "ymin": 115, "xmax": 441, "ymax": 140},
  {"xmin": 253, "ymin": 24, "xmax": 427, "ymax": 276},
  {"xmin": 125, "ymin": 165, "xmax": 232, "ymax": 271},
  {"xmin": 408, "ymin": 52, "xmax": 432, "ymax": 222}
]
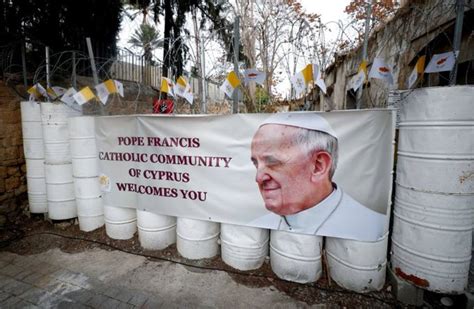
[
  {"xmin": 290, "ymin": 64, "xmax": 327, "ymax": 97},
  {"xmin": 351, "ymin": 50, "xmax": 458, "ymax": 91},
  {"xmin": 27, "ymin": 79, "xmax": 124, "ymax": 105},
  {"xmin": 28, "ymin": 50, "xmax": 459, "ymax": 107},
  {"xmin": 160, "ymin": 76, "xmax": 193, "ymax": 104}
]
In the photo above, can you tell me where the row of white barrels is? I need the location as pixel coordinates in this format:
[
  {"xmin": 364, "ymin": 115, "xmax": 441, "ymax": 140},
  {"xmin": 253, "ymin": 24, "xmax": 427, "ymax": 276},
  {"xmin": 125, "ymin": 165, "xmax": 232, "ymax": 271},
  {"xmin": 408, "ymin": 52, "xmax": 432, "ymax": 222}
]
[
  {"xmin": 104, "ymin": 206, "xmax": 388, "ymax": 292},
  {"xmin": 21, "ymin": 102, "xmax": 104, "ymax": 230}
]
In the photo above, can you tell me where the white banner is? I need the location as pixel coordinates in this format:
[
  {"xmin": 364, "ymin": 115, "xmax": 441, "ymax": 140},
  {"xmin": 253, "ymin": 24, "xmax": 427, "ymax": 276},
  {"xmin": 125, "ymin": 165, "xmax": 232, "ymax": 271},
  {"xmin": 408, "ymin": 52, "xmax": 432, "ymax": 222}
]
[{"xmin": 96, "ymin": 111, "xmax": 395, "ymax": 241}]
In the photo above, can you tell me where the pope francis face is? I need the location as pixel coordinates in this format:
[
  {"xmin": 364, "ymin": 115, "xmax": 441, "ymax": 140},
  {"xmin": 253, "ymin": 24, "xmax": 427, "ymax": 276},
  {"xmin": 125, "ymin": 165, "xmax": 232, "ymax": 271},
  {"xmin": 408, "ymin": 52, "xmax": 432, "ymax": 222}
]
[{"xmin": 251, "ymin": 124, "xmax": 320, "ymax": 216}]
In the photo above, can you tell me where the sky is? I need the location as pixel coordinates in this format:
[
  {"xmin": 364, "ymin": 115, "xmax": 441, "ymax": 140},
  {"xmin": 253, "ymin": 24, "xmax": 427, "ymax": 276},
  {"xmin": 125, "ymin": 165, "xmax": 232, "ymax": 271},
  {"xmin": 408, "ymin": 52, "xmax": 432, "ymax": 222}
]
[{"xmin": 301, "ymin": 0, "xmax": 351, "ymax": 24}]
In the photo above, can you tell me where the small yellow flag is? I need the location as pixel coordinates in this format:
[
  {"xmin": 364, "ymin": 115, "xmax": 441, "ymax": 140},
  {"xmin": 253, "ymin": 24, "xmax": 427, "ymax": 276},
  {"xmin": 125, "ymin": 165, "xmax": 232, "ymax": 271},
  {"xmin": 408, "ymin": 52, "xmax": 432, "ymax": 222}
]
[
  {"xmin": 104, "ymin": 79, "xmax": 118, "ymax": 93},
  {"xmin": 227, "ymin": 71, "xmax": 241, "ymax": 88},
  {"xmin": 73, "ymin": 86, "xmax": 96, "ymax": 105},
  {"xmin": 302, "ymin": 64, "xmax": 313, "ymax": 84},
  {"xmin": 416, "ymin": 56, "xmax": 426, "ymax": 74},
  {"xmin": 359, "ymin": 60, "xmax": 368, "ymax": 74},
  {"xmin": 177, "ymin": 76, "xmax": 187, "ymax": 87}
]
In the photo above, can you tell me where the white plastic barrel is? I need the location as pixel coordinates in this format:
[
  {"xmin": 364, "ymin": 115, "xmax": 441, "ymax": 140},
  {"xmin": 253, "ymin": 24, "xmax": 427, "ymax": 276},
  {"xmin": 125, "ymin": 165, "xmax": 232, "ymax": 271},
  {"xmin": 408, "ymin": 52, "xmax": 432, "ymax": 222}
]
[
  {"xmin": 69, "ymin": 116, "xmax": 104, "ymax": 232},
  {"xmin": 41, "ymin": 102, "xmax": 81, "ymax": 164},
  {"xmin": 270, "ymin": 230, "xmax": 323, "ymax": 283},
  {"xmin": 220, "ymin": 224, "xmax": 268, "ymax": 271},
  {"xmin": 20, "ymin": 101, "xmax": 41, "ymax": 122},
  {"xmin": 45, "ymin": 163, "xmax": 76, "ymax": 220},
  {"xmin": 76, "ymin": 197, "xmax": 104, "ymax": 232},
  {"xmin": 326, "ymin": 234, "xmax": 388, "ymax": 293},
  {"xmin": 25, "ymin": 159, "xmax": 47, "ymax": 213},
  {"xmin": 73, "ymin": 177, "xmax": 101, "ymax": 199},
  {"xmin": 23, "ymin": 139, "xmax": 45, "ymax": 159},
  {"xmin": 137, "ymin": 210, "xmax": 176, "ymax": 250},
  {"xmin": 104, "ymin": 205, "xmax": 137, "ymax": 240},
  {"xmin": 21, "ymin": 101, "xmax": 47, "ymax": 214},
  {"xmin": 391, "ymin": 86, "xmax": 474, "ymax": 294},
  {"xmin": 69, "ymin": 116, "xmax": 98, "ymax": 178},
  {"xmin": 177, "ymin": 218, "xmax": 219, "ymax": 259}
]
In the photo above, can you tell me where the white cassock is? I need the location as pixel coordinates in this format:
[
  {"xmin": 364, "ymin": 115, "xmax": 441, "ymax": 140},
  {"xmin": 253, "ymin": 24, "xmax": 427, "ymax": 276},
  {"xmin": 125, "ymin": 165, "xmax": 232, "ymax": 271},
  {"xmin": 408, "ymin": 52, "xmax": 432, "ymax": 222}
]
[{"xmin": 248, "ymin": 185, "xmax": 386, "ymax": 242}]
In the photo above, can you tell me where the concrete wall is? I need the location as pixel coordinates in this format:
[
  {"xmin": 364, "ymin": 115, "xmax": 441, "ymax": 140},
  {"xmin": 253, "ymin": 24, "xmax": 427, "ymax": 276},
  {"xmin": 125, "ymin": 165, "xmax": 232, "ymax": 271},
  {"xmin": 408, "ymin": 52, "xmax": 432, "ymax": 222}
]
[
  {"xmin": 0, "ymin": 82, "xmax": 27, "ymax": 228},
  {"xmin": 323, "ymin": 0, "xmax": 472, "ymax": 110}
]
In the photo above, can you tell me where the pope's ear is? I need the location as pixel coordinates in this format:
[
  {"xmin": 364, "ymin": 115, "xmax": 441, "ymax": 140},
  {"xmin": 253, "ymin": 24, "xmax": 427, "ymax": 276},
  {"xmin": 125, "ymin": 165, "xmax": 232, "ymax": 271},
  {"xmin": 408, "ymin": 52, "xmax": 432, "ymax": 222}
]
[{"xmin": 310, "ymin": 151, "xmax": 332, "ymax": 181}]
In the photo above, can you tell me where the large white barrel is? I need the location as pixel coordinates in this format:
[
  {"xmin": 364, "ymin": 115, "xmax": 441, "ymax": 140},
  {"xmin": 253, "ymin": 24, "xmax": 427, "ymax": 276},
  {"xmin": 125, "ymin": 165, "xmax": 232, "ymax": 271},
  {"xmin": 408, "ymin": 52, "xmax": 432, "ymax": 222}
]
[
  {"xmin": 22, "ymin": 121, "xmax": 43, "ymax": 139},
  {"xmin": 68, "ymin": 116, "xmax": 100, "ymax": 182},
  {"xmin": 137, "ymin": 210, "xmax": 176, "ymax": 250},
  {"xmin": 69, "ymin": 116, "xmax": 104, "ymax": 232},
  {"xmin": 391, "ymin": 86, "xmax": 474, "ymax": 294},
  {"xmin": 76, "ymin": 197, "xmax": 104, "ymax": 232},
  {"xmin": 23, "ymin": 139, "xmax": 45, "ymax": 159},
  {"xmin": 20, "ymin": 101, "xmax": 41, "ymax": 122},
  {"xmin": 326, "ymin": 234, "xmax": 388, "ymax": 292},
  {"xmin": 41, "ymin": 102, "xmax": 81, "ymax": 164},
  {"xmin": 177, "ymin": 218, "xmax": 219, "ymax": 259},
  {"xmin": 45, "ymin": 163, "xmax": 76, "ymax": 219},
  {"xmin": 220, "ymin": 224, "xmax": 268, "ymax": 271},
  {"xmin": 25, "ymin": 159, "xmax": 47, "ymax": 213},
  {"xmin": 104, "ymin": 205, "xmax": 137, "ymax": 240},
  {"xmin": 73, "ymin": 177, "xmax": 101, "ymax": 199},
  {"xmin": 21, "ymin": 101, "xmax": 48, "ymax": 214},
  {"xmin": 270, "ymin": 230, "xmax": 323, "ymax": 283}
]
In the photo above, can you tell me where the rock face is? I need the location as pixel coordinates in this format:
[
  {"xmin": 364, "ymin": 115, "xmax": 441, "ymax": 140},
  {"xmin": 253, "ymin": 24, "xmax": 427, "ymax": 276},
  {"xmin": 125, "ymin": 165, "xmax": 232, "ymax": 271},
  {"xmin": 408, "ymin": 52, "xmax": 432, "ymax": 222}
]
[{"xmin": 0, "ymin": 81, "xmax": 28, "ymax": 228}]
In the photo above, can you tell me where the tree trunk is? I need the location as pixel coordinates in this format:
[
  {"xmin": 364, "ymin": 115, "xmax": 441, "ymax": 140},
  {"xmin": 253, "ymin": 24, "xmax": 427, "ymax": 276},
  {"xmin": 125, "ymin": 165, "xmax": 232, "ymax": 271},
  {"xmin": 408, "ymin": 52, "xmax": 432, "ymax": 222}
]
[{"xmin": 162, "ymin": 0, "xmax": 172, "ymax": 79}]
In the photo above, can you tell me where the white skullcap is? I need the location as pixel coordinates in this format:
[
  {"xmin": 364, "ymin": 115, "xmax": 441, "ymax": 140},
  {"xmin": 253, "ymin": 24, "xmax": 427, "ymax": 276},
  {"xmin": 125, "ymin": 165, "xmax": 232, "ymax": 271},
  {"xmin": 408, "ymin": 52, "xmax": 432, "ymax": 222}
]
[{"xmin": 260, "ymin": 112, "xmax": 338, "ymax": 139}]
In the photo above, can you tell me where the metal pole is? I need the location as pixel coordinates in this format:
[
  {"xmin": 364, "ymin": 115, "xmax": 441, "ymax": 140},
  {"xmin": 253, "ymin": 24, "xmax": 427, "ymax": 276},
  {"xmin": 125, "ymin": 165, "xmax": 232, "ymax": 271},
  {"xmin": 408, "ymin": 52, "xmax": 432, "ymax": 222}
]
[
  {"xmin": 450, "ymin": 0, "xmax": 464, "ymax": 85},
  {"xmin": 86, "ymin": 37, "xmax": 99, "ymax": 85},
  {"xmin": 21, "ymin": 41, "xmax": 27, "ymax": 88},
  {"xmin": 72, "ymin": 51, "xmax": 77, "ymax": 89},
  {"xmin": 200, "ymin": 37, "xmax": 207, "ymax": 114},
  {"xmin": 356, "ymin": 0, "xmax": 372, "ymax": 110},
  {"xmin": 45, "ymin": 46, "xmax": 51, "ymax": 102},
  {"xmin": 232, "ymin": 16, "xmax": 240, "ymax": 114},
  {"xmin": 45, "ymin": 46, "xmax": 50, "ymax": 89},
  {"xmin": 86, "ymin": 37, "xmax": 103, "ymax": 115}
]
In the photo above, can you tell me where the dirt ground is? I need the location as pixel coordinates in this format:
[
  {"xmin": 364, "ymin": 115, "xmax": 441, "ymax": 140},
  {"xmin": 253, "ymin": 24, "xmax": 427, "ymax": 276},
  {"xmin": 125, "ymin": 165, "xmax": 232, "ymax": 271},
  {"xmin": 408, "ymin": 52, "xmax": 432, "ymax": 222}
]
[{"xmin": 0, "ymin": 213, "xmax": 466, "ymax": 308}]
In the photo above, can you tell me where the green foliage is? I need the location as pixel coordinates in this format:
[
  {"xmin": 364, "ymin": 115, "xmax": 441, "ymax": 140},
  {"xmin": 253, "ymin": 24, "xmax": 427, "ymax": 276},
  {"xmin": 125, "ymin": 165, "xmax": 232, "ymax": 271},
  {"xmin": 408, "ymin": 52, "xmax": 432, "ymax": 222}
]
[
  {"xmin": 128, "ymin": 23, "xmax": 163, "ymax": 63},
  {"xmin": 255, "ymin": 87, "xmax": 270, "ymax": 112},
  {"xmin": 0, "ymin": 0, "xmax": 122, "ymax": 63}
]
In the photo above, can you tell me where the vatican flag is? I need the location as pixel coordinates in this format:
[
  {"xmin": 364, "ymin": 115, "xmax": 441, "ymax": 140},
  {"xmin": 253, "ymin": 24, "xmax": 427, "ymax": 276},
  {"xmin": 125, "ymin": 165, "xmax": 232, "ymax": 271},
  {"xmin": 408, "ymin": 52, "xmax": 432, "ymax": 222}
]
[
  {"xmin": 73, "ymin": 86, "xmax": 96, "ymax": 105},
  {"xmin": 60, "ymin": 87, "xmax": 77, "ymax": 105},
  {"xmin": 407, "ymin": 56, "xmax": 426, "ymax": 89},
  {"xmin": 160, "ymin": 77, "xmax": 175, "ymax": 97},
  {"xmin": 220, "ymin": 71, "xmax": 241, "ymax": 98},
  {"xmin": 27, "ymin": 83, "xmax": 47, "ymax": 101},
  {"xmin": 183, "ymin": 87, "xmax": 194, "ymax": 105},
  {"xmin": 312, "ymin": 64, "xmax": 327, "ymax": 94},
  {"xmin": 173, "ymin": 76, "xmax": 189, "ymax": 98},
  {"xmin": 290, "ymin": 64, "xmax": 313, "ymax": 97},
  {"xmin": 95, "ymin": 79, "xmax": 118, "ymax": 105},
  {"xmin": 350, "ymin": 61, "xmax": 368, "ymax": 91}
]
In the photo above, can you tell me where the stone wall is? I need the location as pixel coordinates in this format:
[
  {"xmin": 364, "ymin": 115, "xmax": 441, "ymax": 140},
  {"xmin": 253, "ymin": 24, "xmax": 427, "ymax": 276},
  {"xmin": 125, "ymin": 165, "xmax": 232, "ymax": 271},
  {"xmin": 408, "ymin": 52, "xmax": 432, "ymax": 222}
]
[{"xmin": 0, "ymin": 82, "xmax": 27, "ymax": 228}]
